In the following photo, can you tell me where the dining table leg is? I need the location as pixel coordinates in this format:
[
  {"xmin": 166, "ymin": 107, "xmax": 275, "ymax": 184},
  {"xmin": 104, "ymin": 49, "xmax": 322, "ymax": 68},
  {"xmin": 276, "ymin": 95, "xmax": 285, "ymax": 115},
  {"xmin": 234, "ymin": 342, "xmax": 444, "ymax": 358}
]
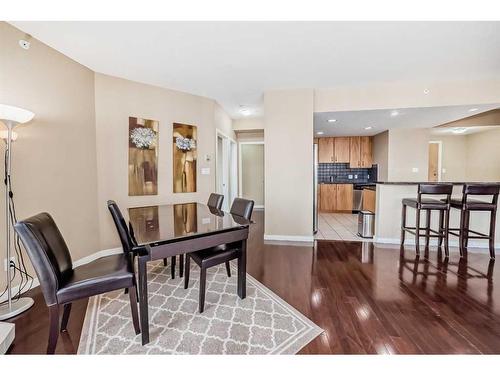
[
  {"xmin": 138, "ymin": 254, "xmax": 150, "ymax": 345},
  {"xmin": 237, "ymin": 239, "xmax": 247, "ymax": 299}
]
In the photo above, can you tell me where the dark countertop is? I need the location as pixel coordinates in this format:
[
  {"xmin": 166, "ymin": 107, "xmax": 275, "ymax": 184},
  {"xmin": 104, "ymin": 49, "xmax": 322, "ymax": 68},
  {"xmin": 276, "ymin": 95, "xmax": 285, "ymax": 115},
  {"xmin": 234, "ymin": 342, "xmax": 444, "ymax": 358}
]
[
  {"xmin": 319, "ymin": 182, "xmax": 376, "ymax": 185},
  {"xmin": 376, "ymin": 181, "xmax": 500, "ymax": 186}
]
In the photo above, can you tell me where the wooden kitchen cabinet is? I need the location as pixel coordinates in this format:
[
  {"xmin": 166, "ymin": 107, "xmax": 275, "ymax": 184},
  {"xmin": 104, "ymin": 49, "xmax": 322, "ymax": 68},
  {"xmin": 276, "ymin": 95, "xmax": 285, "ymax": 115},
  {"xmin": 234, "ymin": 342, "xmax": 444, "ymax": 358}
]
[
  {"xmin": 318, "ymin": 137, "xmax": 334, "ymax": 163},
  {"xmin": 336, "ymin": 184, "xmax": 353, "ymax": 211},
  {"xmin": 362, "ymin": 188, "xmax": 376, "ymax": 213},
  {"xmin": 349, "ymin": 137, "xmax": 361, "ymax": 168},
  {"xmin": 319, "ymin": 183, "xmax": 353, "ymax": 212},
  {"xmin": 319, "ymin": 184, "xmax": 336, "ymax": 211},
  {"xmin": 349, "ymin": 136, "xmax": 372, "ymax": 168},
  {"xmin": 334, "ymin": 137, "xmax": 350, "ymax": 163},
  {"xmin": 360, "ymin": 136, "xmax": 373, "ymax": 167}
]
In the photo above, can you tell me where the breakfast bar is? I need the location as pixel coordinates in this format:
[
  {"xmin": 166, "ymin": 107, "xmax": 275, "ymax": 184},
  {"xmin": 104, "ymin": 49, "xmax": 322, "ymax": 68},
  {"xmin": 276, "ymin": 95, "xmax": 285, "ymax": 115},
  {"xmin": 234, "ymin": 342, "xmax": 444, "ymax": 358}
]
[{"xmin": 374, "ymin": 182, "xmax": 500, "ymax": 252}]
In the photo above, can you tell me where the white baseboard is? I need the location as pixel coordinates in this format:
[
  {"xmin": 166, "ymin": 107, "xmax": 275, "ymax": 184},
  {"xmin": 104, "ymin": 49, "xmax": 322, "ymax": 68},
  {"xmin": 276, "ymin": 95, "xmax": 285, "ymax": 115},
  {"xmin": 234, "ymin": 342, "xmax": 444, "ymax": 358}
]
[
  {"xmin": 254, "ymin": 205, "xmax": 264, "ymax": 210},
  {"xmin": 0, "ymin": 247, "xmax": 122, "ymax": 304},
  {"xmin": 263, "ymin": 234, "xmax": 314, "ymax": 242},
  {"xmin": 375, "ymin": 237, "xmax": 500, "ymax": 252}
]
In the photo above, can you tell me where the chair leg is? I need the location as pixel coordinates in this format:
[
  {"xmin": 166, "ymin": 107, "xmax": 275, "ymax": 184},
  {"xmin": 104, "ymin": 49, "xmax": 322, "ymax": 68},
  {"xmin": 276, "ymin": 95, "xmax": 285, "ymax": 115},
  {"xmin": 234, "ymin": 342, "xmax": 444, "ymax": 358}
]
[
  {"xmin": 47, "ymin": 305, "xmax": 60, "ymax": 354},
  {"xmin": 464, "ymin": 210, "xmax": 470, "ymax": 253},
  {"xmin": 438, "ymin": 210, "xmax": 444, "ymax": 248},
  {"xmin": 415, "ymin": 208, "xmax": 421, "ymax": 254},
  {"xmin": 444, "ymin": 209, "xmax": 450, "ymax": 258},
  {"xmin": 199, "ymin": 267, "xmax": 207, "ymax": 313},
  {"xmin": 60, "ymin": 303, "xmax": 72, "ymax": 332},
  {"xmin": 489, "ymin": 210, "xmax": 496, "ymax": 259},
  {"xmin": 163, "ymin": 258, "xmax": 168, "ymax": 267},
  {"xmin": 225, "ymin": 261, "xmax": 231, "ymax": 277},
  {"xmin": 179, "ymin": 254, "xmax": 184, "ymax": 278},
  {"xmin": 400, "ymin": 204, "xmax": 407, "ymax": 246},
  {"xmin": 171, "ymin": 256, "xmax": 176, "ymax": 279},
  {"xmin": 184, "ymin": 255, "xmax": 191, "ymax": 289},
  {"xmin": 459, "ymin": 209, "xmax": 466, "ymax": 257},
  {"xmin": 128, "ymin": 286, "xmax": 141, "ymax": 335},
  {"xmin": 425, "ymin": 209, "xmax": 431, "ymax": 249}
]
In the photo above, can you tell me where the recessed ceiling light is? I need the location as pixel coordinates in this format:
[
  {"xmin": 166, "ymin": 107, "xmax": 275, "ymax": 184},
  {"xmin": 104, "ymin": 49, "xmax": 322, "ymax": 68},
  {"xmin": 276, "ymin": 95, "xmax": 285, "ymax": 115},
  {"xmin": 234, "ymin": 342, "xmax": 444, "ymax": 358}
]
[
  {"xmin": 316, "ymin": 131, "xmax": 324, "ymax": 135},
  {"xmin": 423, "ymin": 89, "xmax": 430, "ymax": 95},
  {"xmin": 469, "ymin": 108, "xmax": 478, "ymax": 112},
  {"xmin": 364, "ymin": 126, "xmax": 373, "ymax": 130},
  {"xmin": 452, "ymin": 127, "xmax": 468, "ymax": 134},
  {"xmin": 328, "ymin": 119, "xmax": 337, "ymax": 123},
  {"xmin": 390, "ymin": 110, "xmax": 399, "ymax": 117},
  {"xmin": 240, "ymin": 108, "xmax": 251, "ymax": 116}
]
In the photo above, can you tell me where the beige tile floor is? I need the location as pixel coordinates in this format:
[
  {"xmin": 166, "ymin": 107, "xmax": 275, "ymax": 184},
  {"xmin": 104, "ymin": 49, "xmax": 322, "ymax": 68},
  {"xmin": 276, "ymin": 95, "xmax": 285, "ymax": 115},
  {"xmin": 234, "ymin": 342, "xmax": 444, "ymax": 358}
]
[{"xmin": 315, "ymin": 212, "xmax": 372, "ymax": 242}]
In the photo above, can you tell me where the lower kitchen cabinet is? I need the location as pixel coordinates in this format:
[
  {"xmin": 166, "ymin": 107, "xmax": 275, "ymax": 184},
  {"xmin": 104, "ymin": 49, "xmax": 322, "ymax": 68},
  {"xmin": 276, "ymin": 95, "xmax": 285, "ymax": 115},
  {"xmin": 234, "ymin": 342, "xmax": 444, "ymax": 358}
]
[{"xmin": 319, "ymin": 184, "xmax": 353, "ymax": 212}]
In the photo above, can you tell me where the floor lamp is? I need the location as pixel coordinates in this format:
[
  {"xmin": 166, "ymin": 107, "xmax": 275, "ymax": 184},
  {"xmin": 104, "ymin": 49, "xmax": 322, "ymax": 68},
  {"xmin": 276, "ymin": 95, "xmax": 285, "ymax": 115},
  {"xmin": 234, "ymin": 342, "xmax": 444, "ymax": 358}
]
[{"xmin": 0, "ymin": 104, "xmax": 35, "ymax": 320}]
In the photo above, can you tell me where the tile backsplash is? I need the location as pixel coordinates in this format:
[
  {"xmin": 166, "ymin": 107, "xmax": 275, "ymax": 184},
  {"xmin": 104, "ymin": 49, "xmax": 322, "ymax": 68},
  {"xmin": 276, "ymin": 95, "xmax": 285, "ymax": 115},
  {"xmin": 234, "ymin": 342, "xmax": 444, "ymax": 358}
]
[{"xmin": 318, "ymin": 163, "xmax": 378, "ymax": 184}]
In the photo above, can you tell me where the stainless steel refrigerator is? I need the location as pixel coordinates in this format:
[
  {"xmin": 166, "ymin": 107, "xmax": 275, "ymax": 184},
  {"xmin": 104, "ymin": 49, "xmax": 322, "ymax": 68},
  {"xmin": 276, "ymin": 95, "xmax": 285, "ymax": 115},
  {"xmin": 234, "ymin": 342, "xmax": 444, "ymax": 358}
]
[{"xmin": 313, "ymin": 143, "xmax": 318, "ymax": 233}]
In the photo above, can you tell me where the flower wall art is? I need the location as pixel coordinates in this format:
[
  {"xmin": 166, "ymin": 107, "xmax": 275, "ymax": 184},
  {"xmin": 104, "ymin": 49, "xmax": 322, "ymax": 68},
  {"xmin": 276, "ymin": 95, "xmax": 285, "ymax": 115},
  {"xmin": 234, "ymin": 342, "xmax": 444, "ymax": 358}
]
[
  {"xmin": 173, "ymin": 123, "xmax": 197, "ymax": 193},
  {"xmin": 128, "ymin": 116, "xmax": 158, "ymax": 196}
]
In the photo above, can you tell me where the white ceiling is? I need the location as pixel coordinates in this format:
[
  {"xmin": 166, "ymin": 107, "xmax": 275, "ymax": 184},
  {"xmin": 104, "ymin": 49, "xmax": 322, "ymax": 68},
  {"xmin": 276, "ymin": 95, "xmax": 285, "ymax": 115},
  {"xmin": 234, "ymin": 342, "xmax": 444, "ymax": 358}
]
[
  {"xmin": 9, "ymin": 21, "xmax": 500, "ymax": 119},
  {"xmin": 314, "ymin": 104, "xmax": 500, "ymax": 137}
]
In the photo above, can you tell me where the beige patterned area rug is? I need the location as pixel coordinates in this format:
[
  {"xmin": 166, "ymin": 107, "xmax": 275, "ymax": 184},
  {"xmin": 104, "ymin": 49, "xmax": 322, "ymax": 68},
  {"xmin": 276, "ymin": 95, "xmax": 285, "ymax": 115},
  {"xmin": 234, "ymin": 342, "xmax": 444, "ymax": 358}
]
[{"xmin": 78, "ymin": 260, "xmax": 322, "ymax": 354}]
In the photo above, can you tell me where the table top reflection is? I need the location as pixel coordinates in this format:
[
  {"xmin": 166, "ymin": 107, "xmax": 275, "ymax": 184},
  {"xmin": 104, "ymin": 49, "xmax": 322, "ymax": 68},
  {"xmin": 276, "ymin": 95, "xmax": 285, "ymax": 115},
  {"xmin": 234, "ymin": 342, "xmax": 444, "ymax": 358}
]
[{"xmin": 128, "ymin": 202, "xmax": 251, "ymax": 247}]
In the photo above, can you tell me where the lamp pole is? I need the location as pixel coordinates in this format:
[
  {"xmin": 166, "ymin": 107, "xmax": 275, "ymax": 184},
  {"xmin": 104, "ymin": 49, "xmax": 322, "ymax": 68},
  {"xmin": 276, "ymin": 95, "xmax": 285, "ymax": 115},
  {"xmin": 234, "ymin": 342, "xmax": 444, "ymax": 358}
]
[{"xmin": 0, "ymin": 119, "xmax": 34, "ymax": 320}]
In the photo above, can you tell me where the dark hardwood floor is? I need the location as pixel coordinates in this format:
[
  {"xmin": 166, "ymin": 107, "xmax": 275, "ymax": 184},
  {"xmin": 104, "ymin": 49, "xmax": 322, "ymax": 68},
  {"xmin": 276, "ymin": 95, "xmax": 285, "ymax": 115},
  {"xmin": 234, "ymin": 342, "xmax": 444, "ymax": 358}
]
[{"xmin": 6, "ymin": 210, "xmax": 500, "ymax": 354}]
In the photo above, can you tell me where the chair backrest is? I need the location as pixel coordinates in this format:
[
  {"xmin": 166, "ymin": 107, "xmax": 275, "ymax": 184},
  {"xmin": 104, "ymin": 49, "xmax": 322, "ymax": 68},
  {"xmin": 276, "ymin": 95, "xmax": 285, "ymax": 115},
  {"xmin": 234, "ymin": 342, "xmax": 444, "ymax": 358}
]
[
  {"xmin": 418, "ymin": 184, "xmax": 453, "ymax": 203},
  {"xmin": 207, "ymin": 193, "xmax": 224, "ymax": 210},
  {"xmin": 14, "ymin": 212, "xmax": 73, "ymax": 306},
  {"xmin": 230, "ymin": 198, "xmax": 255, "ymax": 220},
  {"xmin": 107, "ymin": 200, "xmax": 137, "ymax": 253},
  {"xmin": 462, "ymin": 184, "xmax": 500, "ymax": 205}
]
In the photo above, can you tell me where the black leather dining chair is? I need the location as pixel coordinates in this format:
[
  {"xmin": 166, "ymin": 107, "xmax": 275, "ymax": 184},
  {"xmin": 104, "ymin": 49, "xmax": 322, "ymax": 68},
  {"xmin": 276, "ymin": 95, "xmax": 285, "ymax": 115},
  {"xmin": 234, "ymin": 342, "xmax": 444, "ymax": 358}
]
[
  {"xmin": 174, "ymin": 193, "xmax": 226, "ymax": 281},
  {"xmin": 184, "ymin": 197, "xmax": 254, "ymax": 313},
  {"xmin": 14, "ymin": 212, "xmax": 140, "ymax": 354},
  {"xmin": 207, "ymin": 193, "xmax": 224, "ymax": 210},
  {"xmin": 107, "ymin": 200, "xmax": 173, "ymax": 278}
]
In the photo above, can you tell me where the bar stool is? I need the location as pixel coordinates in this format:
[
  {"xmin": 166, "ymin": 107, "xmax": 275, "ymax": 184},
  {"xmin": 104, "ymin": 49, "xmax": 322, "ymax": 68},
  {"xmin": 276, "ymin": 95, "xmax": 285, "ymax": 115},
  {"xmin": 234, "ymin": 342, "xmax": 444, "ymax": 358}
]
[
  {"xmin": 445, "ymin": 184, "xmax": 499, "ymax": 259},
  {"xmin": 400, "ymin": 184, "xmax": 453, "ymax": 256}
]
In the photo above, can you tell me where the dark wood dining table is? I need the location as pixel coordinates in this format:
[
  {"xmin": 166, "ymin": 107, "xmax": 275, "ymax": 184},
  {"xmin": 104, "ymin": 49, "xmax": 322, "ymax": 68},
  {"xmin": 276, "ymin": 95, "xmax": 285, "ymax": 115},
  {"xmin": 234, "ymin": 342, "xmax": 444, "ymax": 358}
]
[{"xmin": 128, "ymin": 202, "xmax": 251, "ymax": 345}]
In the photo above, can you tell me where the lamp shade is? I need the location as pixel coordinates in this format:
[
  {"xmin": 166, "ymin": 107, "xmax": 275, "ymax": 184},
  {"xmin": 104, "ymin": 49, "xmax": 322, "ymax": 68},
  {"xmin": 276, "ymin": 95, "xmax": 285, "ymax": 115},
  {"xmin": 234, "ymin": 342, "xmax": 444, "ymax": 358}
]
[{"xmin": 0, "ymin": 104, "xmax": 35, "ymax": 124}]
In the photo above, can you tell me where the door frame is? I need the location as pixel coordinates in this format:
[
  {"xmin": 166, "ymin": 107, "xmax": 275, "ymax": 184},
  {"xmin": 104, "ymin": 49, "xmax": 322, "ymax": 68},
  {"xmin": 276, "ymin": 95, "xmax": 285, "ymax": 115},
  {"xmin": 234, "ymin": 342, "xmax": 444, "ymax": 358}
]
[
  {"xmin": 428, "ymin": 140, "xmax": 443, "ymax": 182},
  {"xmin": 215, "ymin": 129, "xmax": 237, "ymax": 210},
  {"xmin": 238, "ymin": 141, "xmax": 265, "ymax": 209}
]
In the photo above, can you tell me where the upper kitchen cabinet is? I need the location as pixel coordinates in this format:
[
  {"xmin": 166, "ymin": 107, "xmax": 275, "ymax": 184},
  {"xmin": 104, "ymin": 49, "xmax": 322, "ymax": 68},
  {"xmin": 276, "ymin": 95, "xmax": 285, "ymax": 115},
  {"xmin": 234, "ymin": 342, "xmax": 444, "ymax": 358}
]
[
  {"xmin": 360, "ymin": 136, "xmax": 373, "ymax": 167},
  {"xmin": 334, "ymin": 137, "xmax": 350, "ymax": 163},
  {"xmin": 349, "ymin": 136, "xmax": 373, "ymax": 168},
  {"xmin": 318, "ymin": 137, "xmax": 334, "ymax": 163},
  {"xmin": 349, "ymin": 137, "xmax": 361, "ymax": 168}
]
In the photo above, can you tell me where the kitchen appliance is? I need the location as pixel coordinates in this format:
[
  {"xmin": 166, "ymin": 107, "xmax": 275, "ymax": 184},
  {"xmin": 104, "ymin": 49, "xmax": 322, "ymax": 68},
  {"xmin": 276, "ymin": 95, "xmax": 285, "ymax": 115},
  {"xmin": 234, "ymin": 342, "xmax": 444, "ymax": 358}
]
[
  {"xmin": 313, "ymin": 143, "xmax": 318, "ymax": 233},
  {"xmin": 358, "ymin": 210, "xmax": 375, "ymax": 238}
]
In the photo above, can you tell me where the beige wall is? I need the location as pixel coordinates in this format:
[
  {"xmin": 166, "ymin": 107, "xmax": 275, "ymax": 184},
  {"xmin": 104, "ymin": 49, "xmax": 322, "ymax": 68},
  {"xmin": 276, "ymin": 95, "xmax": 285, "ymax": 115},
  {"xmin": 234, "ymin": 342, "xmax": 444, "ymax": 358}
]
[
  {"xmin": 465, "ymin": 128, "xmax": 500, "ymax": 181},
  {"xmin": 236, "ymin": 130, "xmax": 264, "ymax": 143},
  {"xmin": 241, "ymin": 144, "xmax": 264, "ymax": 206},
  {"xmin": 94, "ymin": 73, "xmax": 224, "ymax": 250},
  {"xmin": 373, "ymin": 131, "xmax": 389, "ymax": 181},
  {"xmin": 233, "ymin": 117, "xmax": 264, "ymax": 131},
  {"xmin": 315, "ymin": 79, "xmax": 500, "ymax": 113},
  {"xmin": 264, "ymin": 89, "xmax": 314, "ymax": 240},
  {"xmin": 0, "ymin": 22, "xmax": 100, "ymax": 291}
]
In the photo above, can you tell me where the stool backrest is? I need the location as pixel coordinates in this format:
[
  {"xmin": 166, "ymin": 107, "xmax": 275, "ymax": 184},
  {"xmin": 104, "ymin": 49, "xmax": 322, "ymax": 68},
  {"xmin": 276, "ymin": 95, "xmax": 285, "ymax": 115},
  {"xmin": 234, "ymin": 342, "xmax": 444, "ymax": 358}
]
[
  {"xmin": 418, "ymin": 184, "xmax": 453, "ymax": 203},
  {"xmin": 462, "ymin": 184, "xmax": 500, "ymax": 205},
  {"xmin": 230, "ymin": 198, "xmax": 254, "ymax": 220}
]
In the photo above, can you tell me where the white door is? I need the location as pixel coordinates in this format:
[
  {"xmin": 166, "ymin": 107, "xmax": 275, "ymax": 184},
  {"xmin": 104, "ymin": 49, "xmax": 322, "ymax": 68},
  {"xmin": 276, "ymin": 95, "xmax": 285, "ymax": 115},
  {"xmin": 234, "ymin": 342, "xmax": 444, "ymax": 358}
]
[{"xmin": 216, "ymin": 133, "xmax": 237, "ymax": 211}]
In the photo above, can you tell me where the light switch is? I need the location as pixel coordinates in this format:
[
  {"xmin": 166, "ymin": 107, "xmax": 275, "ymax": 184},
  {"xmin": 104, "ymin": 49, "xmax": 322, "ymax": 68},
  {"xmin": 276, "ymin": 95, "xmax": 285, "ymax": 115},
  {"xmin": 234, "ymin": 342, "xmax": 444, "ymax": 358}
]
[
  {"xmin": 202, "ymin": 217, "xmax": 211, "ymax": 224},
  {"xmin": 442, "ymin": 168, "xmax": 447, "ymax": 174},
  {"xmin": 412, "ymin": 167, "xmax": 419, "ymax": 173},
  {"xmin": 201, "ymin": 168, "xmax": 210, "ymax": 175},
  {"xmin": 348, "ymin": 174, "xmax": 353, "ymax": 179}
]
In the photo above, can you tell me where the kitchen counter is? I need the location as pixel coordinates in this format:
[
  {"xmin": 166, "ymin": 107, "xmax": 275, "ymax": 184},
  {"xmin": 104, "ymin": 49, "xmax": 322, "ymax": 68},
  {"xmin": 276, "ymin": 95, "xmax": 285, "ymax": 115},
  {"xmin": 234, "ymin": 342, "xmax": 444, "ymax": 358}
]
[{"xmin": 377, "ymin": 181, "xmax": 500, "ymax": 185}]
